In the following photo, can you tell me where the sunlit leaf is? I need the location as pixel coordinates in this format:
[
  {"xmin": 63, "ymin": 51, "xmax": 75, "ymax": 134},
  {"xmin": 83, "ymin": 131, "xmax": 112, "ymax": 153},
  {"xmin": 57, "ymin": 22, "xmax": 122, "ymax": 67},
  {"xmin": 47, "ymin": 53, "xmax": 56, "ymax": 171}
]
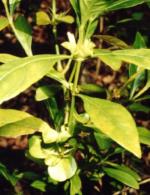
[
  {"xmin": 70, "ymin": 173, "xmax": 82, "ymax": 195},
  {"xmin": 56, "ymin": 14, "xmax": 74, "ymax": 24},
  {"xmin": 103, "ymin": 167, "xmax": 139, "ymax": 189},
  {"xmin": 0, "ymin": 54, "xmax": 19, "ymax": 63},
  {"xmin": 36, "ymin": 11, "xmax": 51, "ymax": 25},
  {"xmin": 94, "ymin": 49, "xmax": 150, "ymax": 71},
  {"xmin": 48, "ymin": 156, "xmax": 77, "ymax": 182},
  {"xmin": 29, "ymin": 136, "xmax": 46, "ymax": 159},
  {"xmin": 0, "ymin": 109, "xmax": 51, "ymax": 138},
  {"xmin": 93, "ymin": 49, "xmax": 122, "ymax": 70},
  {"xmin": 0, "ymin": 17, "xmax": 9, "ymax": 31},
  {"xmin": 0, "ymin": 54, "xmax": 68, "ymax": 104},
  {"xmin": 79, "ymin": 95, "xmax": 141, "ymax": 158},
  {"xmin": 14, "ymin": 15, "xmax": 32, "ymax": 56}
]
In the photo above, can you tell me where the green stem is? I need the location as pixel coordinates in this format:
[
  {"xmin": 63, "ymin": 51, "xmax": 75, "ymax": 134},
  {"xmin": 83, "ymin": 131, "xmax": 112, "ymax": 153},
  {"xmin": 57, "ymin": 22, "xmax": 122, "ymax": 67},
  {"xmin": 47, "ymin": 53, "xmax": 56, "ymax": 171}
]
[
  {"xmin": 132, "ymin": 83, "xmax": 149, "ymax": 100},
  {"xmin": 118, "ymin": 69, "xmax": 144, "ymax": 97},
  {"xmin": 62, "ymin": 58, "xmax": 72, "ymax": 74},
  {"xmin": 68, "ymin": 61, "xmax": 82, "ymax": 129},
  {"xmin": 52, "ymin": 0, "xmax": 62, "ymax": 71},
  {"xmin": 68, "ymin": 63, "xmax": 76, "ymax": 83}
]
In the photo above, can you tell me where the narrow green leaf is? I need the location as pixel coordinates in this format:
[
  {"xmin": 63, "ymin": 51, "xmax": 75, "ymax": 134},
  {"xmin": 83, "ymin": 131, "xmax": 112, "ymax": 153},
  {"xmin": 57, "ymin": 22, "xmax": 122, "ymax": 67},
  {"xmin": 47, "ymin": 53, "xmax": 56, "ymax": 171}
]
[
  {"xmin": 94, "ymin": 49, "xmax": 150, "ymax": 71},
  {"xmin": 14, "ymin": 15, "xmax": 32, "ymax": 56},
  {"xmin": 129, "ymin": 32, "xmax": 146, "ymax": 99},
  {"xmin": 48, "ymin": 156, "xmax": 77, "ymax": 182},
  {"xmin": 103, "ymin": 167, "xmax": 139, "ymax": 189},
  {"xmin": 0, "ymin": 109, "xmax": 51, "ymax": 138},
  {"xmin": 128, "ymin": 102, "xmax": 150, "ymax": 113},
  {"xmin": 35, "ymin": 85, "xmax": 62, "ymax": 101},
  {"xmin": 70, "ymin": 0, "xmax": 80, "ymax": 25},
  {"xmin": 108, "ymin": 164, "xmax": 141, "ymax": 181},
  {"xmin": 79, "ymin": 95, "xmax": 141, "ymax": 158},
  {"xmin": 78, "ymin": 83, "xmax": 105, "ymax": 94},
  {"xmin": 31, "ymin": 180, "xmax": 46, "ymax": 192},
  {"xmin": 78, "ymin": 0, "xmax": 147, "ymax": 25},
  {"xmin": 0, "ymin": 162, "xmax": 18, "ymax": 186},
  {"xmin": 9, "ymin": 0, "xmax": 21, "ymax": 15},
  {"xmin": 85, "ymin": 18, "xmax": 99, "ymax": 39},
  {"xmin": 36, "ymin": 11, "xmax": 51, "ymax": 25},
  {"xmin": 137, "ymin": 127, "xmax": 150, "ymax": 145},
  {"xmin": 108, "ymin": 0, "xmax": 149, "ymax": 12},
  {"xmin": 0, "ymin": 17, "xmax": 9, "ymax": 31},
  {"xmin": 0, "ymin": 54, "xmax": 68, "ymax": 104},
  {"xmin": 0, "ymin": 54, "xmax": 19, "ymax": 63},
  {"xmin": 95, "ymin": 35, "xmax": 129, "ymax": 49},
  {"xmin": 133, "ymin": 70, "xmax": 150, "ymax": 99}
]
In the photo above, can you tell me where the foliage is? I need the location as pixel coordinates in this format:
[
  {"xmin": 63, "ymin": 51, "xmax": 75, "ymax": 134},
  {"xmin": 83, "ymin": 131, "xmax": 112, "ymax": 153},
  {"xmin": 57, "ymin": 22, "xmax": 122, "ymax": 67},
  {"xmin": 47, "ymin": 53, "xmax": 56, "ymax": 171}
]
[{"xmin": 0, "ymin": 0, "xmax": 150, "ymax": 194}]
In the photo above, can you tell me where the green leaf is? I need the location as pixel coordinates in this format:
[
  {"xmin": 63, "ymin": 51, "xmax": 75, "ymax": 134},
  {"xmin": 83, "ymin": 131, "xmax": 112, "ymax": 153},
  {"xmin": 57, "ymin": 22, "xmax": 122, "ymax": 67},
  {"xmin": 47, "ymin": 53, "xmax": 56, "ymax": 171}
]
[
  {"xmin": 137, "ymin": 127, "xmax": 150, "ymax": 145},
  {"xmin": 35, "ymin": 85, "xmax": 62, "ymax": 101},
  {"xmin": 79, "ymin": 0, "xmax": 147, "ymax": 25},
  {"xmin": 93, "ymin": 49, "xmax": 122, "ymax": 70},
  {"xmin": 14, "ymin": 15, "xmax": 32, "ymax": 56},
  {"xmin": 42, "ymin": 127, "xmax": 71, "ymax": 144},
  {"xmin": 108, "ymin": 163, "xmax": 141, "ymax": 181},
  {"xmin": 129, "ymin": 32, "xmax": 146, "ymax": 99},
  {"xmin": 70, "ymin": 0, "xmax": 80, "ymax": 25},
  {"xmin": 79, "ymin": 95, "xmax": 141, "ymax": 158},
  {"xmin": 70, "ymin": 173, "xmax": 82, "ymax": 195},
  {"xmin": 85, "ymin": 18, "xmax": 99, "ymax": 39},
  {"xmin": 36, "ymin": 11, "xmax": 51, "ymax": 25},
  {"xmin": 0, "ymin": 162, "xmax": 18, "ymax": 186},
  {"xmin": 94, "ymin": 49, "xmax": 150, "ymax": 71},
  {"xmin": 31, "ymin": 180, "xmax": 46, "ymax": 192},
  {"xmin": 9, "ymin": 0, "xmax": 21, "ymax": 15},
  {"xmin": 133, "ymin": 70, "xmax": 150, "ymax": 99},
  {"xmin": 113, "ymin": 49, "xmax": 150, "ymax": 70},
  {"xmin": 94, "ymin": 132, "xmax": 112, "ymax": 150},
  {"xmin": 56, "ymin": 14, "xmax": 74, "ymax": 24},
  {"xmin": 74, "ymin": 110, "xmax": 90, "ymax": 124},
  {"xmin": 107, "ymin": 0, "xmax": 149, "ymax": 12},
  {"xmin": 0, "ymin": 53, "xmax": 19, "ymax": 63},
  {"xmin": 128, "ymin": 102, "xmax": 150, "ymax": 113},
  {"xmin": 103, "ymin": 167, "xmax": 139, "ymax": 189},
  {"xmin": 0, "ymin": 17, "xmax": 9, "ymax": 31},
  {"xmin": 0, "ymin": 109, "xmax": 51, "ymax": 138},
  {"xmin": 29, "ymin": 136, "xmax": 46, "ymax": 159},
  {"xmin": 48, "ymin": 156, "xmax": 77, "ymax": 182},
  {"xmin": 95, "ymin": 35, "xmax": 129, "ymax": 49},
  {"xmin": 47, "ymin": 68, "xmax": 69, "ymax": 88},
  {"xmin": 78, "ymin": 83, "xmax": 105, "ymax": 94},
  {"xmin": 0, "ymin": 54, "xmax": 68, "ymax": 104}
]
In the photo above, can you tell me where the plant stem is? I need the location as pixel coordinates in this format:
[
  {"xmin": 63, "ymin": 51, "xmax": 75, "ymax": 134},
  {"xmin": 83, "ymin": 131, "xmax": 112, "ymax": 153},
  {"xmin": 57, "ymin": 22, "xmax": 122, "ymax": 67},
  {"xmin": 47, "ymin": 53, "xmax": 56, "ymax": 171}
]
[
  {"xmin": 118, "ymin": 69, "xmax": 144, "ymax": 97},
  {"xmin": 62, "ymin": 58, "xmax": 72, "ymax": 74},
  {"xmin": 52, "ymin": 0, "xmax": 62, "ymax": 71},
  {"xmin": 68, "ymin": 61, "xmax": 82, "ymax": 130}
]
